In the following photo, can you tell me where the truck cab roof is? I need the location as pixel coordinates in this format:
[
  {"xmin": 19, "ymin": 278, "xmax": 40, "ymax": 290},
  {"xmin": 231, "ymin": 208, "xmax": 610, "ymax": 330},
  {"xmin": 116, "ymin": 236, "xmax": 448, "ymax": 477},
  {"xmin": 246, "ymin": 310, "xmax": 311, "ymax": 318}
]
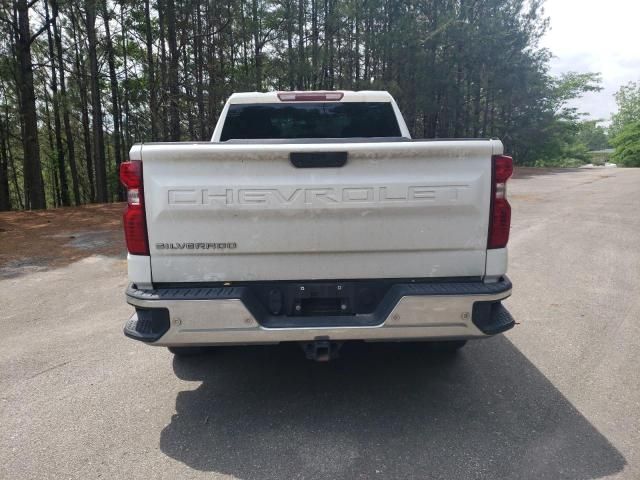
[
  {"xmin": 227, "ymin": 90, "xmax": 395, "ymax": 104},
  {"xmin": 213, "ymin": 90, "xmax": 410, "ymax": 141}
]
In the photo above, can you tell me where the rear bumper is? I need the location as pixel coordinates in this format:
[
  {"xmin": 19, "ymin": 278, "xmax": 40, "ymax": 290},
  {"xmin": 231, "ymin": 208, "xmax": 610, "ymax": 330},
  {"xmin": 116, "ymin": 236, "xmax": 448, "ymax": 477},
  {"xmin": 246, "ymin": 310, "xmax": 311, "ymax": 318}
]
[{"xmin": 124, "ymin": 277, "xmax": 514, "ymax": 346}]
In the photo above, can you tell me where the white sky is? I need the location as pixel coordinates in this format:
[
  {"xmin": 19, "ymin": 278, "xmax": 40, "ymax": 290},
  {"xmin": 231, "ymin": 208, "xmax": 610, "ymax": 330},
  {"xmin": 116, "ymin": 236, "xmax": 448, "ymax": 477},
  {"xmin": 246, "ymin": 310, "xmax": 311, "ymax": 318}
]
[{"xmin": 540, "ymin": 0, "xmax": 640, "ymax": 124}]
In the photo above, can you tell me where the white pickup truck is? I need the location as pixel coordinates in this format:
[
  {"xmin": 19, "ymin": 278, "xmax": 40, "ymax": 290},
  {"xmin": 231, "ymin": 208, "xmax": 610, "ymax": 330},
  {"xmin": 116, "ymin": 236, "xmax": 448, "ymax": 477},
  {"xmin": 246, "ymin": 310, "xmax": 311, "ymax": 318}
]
[{"xmin": 121, "ymin": 90, "xmax": 514, "ymax": 361}]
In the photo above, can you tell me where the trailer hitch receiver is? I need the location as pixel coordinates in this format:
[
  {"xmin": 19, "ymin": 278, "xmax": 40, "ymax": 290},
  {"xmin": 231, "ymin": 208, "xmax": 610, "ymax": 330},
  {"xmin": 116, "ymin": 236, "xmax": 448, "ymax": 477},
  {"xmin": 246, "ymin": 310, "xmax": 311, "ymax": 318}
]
[{"xmin": 301, "ymin": 339, "xmax": 343, "ymax": 362}]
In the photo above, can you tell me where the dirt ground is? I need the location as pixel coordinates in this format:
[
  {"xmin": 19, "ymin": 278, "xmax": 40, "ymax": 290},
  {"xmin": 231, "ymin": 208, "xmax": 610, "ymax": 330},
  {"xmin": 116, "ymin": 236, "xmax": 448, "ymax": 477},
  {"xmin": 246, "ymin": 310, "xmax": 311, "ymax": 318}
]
[{"xmin": 0, "ymin": 203, "xmax": 126, "ymax": 278}]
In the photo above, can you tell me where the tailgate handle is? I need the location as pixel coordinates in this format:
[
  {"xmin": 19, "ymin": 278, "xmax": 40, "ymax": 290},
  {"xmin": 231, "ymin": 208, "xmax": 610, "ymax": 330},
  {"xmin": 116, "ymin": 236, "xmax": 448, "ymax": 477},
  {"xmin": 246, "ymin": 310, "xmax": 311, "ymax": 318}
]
[{"xmin": 290, "ymin": 152, "xmax": 348, "ymax": 168}]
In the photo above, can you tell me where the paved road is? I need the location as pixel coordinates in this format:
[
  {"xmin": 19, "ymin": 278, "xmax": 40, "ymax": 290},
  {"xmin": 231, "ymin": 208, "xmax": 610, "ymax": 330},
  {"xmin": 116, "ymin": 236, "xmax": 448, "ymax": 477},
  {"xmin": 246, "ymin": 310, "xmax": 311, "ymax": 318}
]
[{"xmin": 1, "ymin": 168, "xmax": 639, "ymax": 479}]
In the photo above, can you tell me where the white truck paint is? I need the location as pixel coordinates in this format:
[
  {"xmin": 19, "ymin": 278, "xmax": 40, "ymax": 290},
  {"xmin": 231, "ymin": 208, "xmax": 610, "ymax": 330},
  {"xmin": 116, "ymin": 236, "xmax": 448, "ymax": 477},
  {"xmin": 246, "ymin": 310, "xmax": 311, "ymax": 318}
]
[{"xmin": 122, "ymin": 91, "xmax": 514, "ymax": 357}]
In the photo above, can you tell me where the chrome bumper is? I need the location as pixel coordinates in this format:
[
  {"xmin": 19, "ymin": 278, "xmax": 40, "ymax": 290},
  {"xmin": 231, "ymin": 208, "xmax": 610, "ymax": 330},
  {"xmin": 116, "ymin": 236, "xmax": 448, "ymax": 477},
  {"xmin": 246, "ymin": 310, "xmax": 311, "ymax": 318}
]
[{"xmin": 124, "ymin": 278, "xmax": 513, "ymax": 346}]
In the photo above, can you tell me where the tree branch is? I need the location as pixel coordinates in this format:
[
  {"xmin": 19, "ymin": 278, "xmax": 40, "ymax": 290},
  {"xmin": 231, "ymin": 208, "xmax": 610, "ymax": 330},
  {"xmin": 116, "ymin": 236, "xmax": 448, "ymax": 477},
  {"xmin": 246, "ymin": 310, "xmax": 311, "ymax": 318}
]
[
  {"xmin": 28, "ymin": 17, "xmax": 53, "ymax": 45},
  {"xmin": 0, "ymin": 12, "xmax": 18, "ymax": 33},
  {"xmin": 187, "ymin": 18, "xmax": 232, "ymax": 41}
]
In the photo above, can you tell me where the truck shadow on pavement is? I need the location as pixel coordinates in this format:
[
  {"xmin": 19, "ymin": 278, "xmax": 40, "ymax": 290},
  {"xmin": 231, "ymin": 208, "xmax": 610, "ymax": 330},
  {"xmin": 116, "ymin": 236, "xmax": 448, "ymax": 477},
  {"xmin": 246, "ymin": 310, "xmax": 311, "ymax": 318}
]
[{"xmin": 159, "ymin": 337, "xmax": 625, "ymax": 480}]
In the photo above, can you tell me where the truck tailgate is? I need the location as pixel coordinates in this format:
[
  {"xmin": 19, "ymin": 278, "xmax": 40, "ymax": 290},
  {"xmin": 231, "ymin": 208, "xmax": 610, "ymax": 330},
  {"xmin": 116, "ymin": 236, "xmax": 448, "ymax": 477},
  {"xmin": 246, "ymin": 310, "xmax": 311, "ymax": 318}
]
[{"xmin": 138, "ymin": 140, "xmax": 500, "ymax": 283}]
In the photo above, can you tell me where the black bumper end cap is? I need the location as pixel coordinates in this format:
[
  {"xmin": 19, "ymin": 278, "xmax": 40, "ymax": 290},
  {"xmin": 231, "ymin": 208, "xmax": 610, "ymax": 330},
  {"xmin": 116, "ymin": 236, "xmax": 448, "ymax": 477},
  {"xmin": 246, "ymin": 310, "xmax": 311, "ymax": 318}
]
[{"xmin": 123, "ymin": 308, "xmax": 170, "ymax": 343}]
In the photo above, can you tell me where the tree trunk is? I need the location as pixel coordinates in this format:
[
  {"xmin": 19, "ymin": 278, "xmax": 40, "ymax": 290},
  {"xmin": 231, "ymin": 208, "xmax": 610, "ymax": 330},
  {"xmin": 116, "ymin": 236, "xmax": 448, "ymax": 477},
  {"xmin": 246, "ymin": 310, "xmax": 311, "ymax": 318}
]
[
  {"xmin": 43, "ymin": 88, "xmax": 60, "ymax": 207},
  {"xmin": 85, "ymin": 0, "xmax": 108, "ymax": 202},
  {"xmin": 144, "ymin": 0, "xmax": 159, "ymax": 141},
  {"xmin": 0, "ymin": 117, "xmax": 11, "ymax": 211},
  {"xmin": 101, "ymin": 0, "xmax": 124, "ymax": 200},
  {"xmin": 182, "ymin": 41, "xmax": 196, "ymax": 140},
  {"xmin": 52, "ymin": 0, "xmax": 80, "ymax": 205},
  {"xmin": 120, "ymin": 4, "xmax": 131, "ymax": 149},
  {"xmin": 363, "ymin": 0, "xmax": 370, "ymax": 82},
  {"xmin": 297, "ymin": 0, "xmax": 305, "ymax": 89},
  {"xmin": 206, "ymin": 0, "xmax": 218, "ymax": 126},
  {"xmin": 216, "ymin": 5, "xmax": 226, "ymax": 104},
  {"xmin": 286, "ymin": 0, "xmax": 294, "ymax": 90},
  {"xmin": 227, "ymin": 1, "xmax": 235, "ymax": 89},
  {"xmin": 15, "ymin": 0, "xmax": 46, "ymax": 209},
  {"xmin": 311, "ymin": 0, "xmax": 318, "ymax": 87},
  {"xmin": 7, "ymin": 127, "xmax": 24, "ymax": 209},
  {"xmin": 251, "ymin": 0, "xmax": 262, "ymax": 91},
  {"xmin": 70, "ymin": 7, "xmax": 95, "ymax": 202},
  {"xmin": 166, "ymin": 0, "xmax": 180, "ymax": 140},
  {"xmin": 322, "ymin": 0, "xmax": 329, "ymax": 88},
  {"xmin": 157, "ymin": 0, "xmax": 169, "ymax": 139},
  {"xmin": 194, "ymin": 0, "xmax": 206, "ymax": 139},
  {"xmin": 45, "ymin": 0, "xmax": 70, "ymax": 206},
  {"xmin": 240, "ymin": 0, "xmax": 249, "ymax": 82},
  {"xmin": 354, "ymin": 3, "xmax": 360, "ymax": 85}
]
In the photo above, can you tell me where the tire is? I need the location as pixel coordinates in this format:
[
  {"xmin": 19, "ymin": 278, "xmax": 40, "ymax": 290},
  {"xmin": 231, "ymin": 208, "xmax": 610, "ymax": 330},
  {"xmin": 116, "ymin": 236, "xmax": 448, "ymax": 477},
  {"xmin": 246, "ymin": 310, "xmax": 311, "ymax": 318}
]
[
  {"xmin": 167, "ymin": 346, "xmax": 208, "ymax": 357},
  {"xmin": 431, "ymin": 340, "xmax": 467, "ymax": 353}
]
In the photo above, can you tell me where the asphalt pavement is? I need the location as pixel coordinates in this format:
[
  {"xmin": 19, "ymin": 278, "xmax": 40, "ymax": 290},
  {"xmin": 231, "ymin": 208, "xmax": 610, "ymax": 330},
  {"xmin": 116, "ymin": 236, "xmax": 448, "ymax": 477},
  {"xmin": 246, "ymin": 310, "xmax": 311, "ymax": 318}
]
[{"xmin": 1, "ymin": 167, "xmax": 639, "ymax": 479}]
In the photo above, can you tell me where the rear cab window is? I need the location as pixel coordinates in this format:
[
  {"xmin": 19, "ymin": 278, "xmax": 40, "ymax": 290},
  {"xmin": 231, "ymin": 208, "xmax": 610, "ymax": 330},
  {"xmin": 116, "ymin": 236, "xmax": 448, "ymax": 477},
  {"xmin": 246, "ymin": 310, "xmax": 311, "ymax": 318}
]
[{"xmin": 220, "ymin": 102, "xmax": 402, "ymax": 141}]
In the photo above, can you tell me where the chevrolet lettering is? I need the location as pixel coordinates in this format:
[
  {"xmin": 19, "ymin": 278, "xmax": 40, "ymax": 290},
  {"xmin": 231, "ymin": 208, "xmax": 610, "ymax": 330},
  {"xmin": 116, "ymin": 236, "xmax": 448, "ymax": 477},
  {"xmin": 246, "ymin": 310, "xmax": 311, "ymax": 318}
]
[{"xmin": 167, "ymin": 185, "xmax": 468, "ymax": 207}]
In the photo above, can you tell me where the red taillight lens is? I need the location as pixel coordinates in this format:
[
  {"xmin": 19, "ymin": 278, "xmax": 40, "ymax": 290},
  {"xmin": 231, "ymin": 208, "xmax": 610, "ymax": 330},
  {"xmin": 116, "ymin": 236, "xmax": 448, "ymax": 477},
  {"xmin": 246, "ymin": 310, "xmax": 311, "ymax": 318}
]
[
  {"xmin": 120, "ymin": 160, "xmax": 142, "ymax": 189},
  {"xmin": 494, "ymin": 155, "xmax": 514, "ymax": 183},
  {"xmin": 120, "ymin": 161, "xmax": 149, "ymax": 255},
  {"xmin": 489, "ymin": 198, "xmax": 511, "ymax": 249},
  {"xmin": 123, "ymin": 208, "xmax": 149, "ymax": 255},
  {"xmin": 488, "ymin": 155, "xmax": 513, "ymax": 249}
]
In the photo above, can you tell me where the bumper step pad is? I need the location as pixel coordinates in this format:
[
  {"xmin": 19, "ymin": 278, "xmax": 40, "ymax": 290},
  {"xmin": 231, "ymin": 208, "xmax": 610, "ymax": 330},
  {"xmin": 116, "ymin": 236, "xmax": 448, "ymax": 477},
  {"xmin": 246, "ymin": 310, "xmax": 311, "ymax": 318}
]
[
  {"xmin": 124, "ymin": 308, "xmax": 170, "ymax": 342},
  {"xmin": 472, "ymin": 301, "xmax": 515, "ymax": 335}
]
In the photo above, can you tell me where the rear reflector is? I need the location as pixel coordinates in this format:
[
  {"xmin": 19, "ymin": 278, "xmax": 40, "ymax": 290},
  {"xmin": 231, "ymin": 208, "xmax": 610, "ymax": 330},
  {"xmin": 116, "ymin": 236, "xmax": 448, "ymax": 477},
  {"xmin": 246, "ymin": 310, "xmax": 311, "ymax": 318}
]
[
  {"xmin": 277, "ymin": 92, "xmax": 344, "ymax": 102},
  {"xmin": 120, "ymin": 161, "xmax": 149, "ymax": 256},
  {"xmin": 488, "ymin": 155, "xmax": 513, "ymax": 249},
  {"xmin": 127, "ymin": 188, "xmax": 141, "ymax": 206}
]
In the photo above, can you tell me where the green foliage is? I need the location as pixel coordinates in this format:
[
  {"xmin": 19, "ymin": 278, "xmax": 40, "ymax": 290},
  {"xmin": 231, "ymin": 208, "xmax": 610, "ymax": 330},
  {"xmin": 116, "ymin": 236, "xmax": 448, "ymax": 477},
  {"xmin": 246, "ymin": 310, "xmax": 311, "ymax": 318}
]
[
  {"xmin": 611, "ymin": 121, "xmax": 640, "ymax": 167},
  {"xmin": 533, "ymin": 157, "xmax": 588, "ymax": 168},
  {"xmin": 576, "ymin": 121, "xmax": 609, "ymax": 151},
  {"xmin": 517, "ymin": 73, "xmax": 604, "ymax": 166},
  {"xmin": 610, "ymin": 82, "xmax": 640, "ymax": 138},
  {"xmin": 609, "ymin": 82, "xmax": 640, "ymax": 167},
  {"xmin": 551, "ymin": 72, "xmax": 603, "ymax": 116}
]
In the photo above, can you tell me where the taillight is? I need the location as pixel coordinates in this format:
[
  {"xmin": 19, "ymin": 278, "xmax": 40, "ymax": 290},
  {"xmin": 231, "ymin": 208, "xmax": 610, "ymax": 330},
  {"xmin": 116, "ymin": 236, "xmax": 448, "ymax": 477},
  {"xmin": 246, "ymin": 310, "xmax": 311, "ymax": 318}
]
[
  {"xmin": 488, "ymin": 155, "xmax": 513, "ymax": 249},
  {"xmin": 277, "ymin": 91, "xmax": 344, "ymax": 102},
  {"xmin": 120, "ymin": 160, "xmax": 149, "ymax": 255}
]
